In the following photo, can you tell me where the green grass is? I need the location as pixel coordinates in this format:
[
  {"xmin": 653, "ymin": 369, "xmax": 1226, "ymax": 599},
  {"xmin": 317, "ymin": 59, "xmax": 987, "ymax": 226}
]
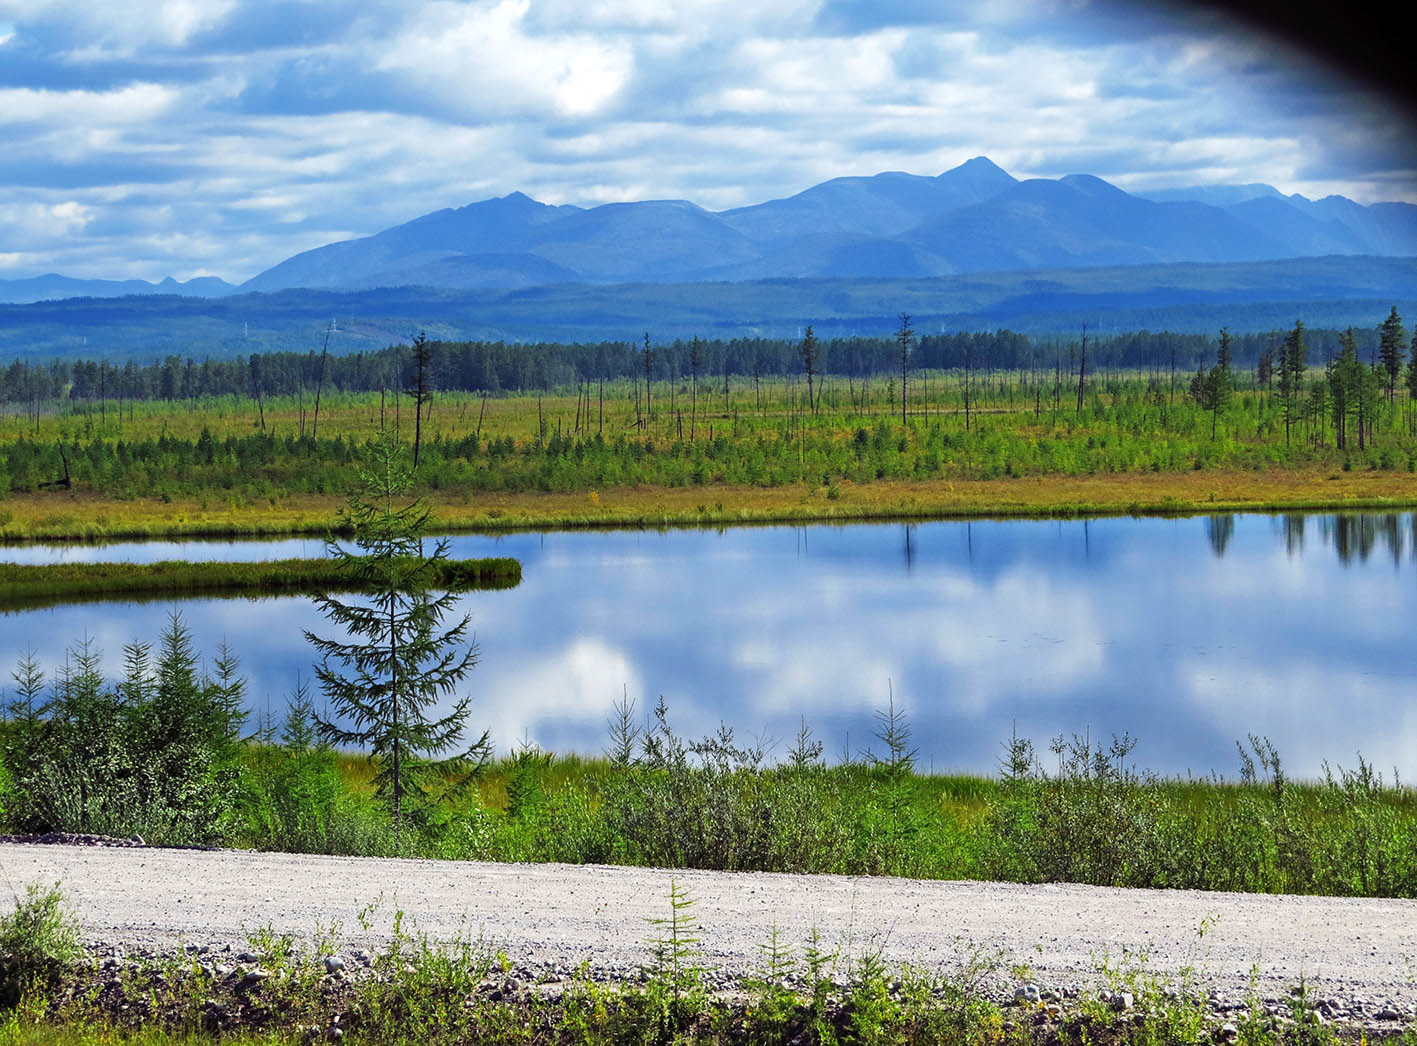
[
  {"xmin": 223, "ymin": 713, "xmax": 1417, "ymax": 898},
  {"xmin": 0, "ymin": 556, "xmax": 520, "ymax": 610},
  {"xmin": 4, "ymin": 370, "xmax": 1417, "ymax": 541}
]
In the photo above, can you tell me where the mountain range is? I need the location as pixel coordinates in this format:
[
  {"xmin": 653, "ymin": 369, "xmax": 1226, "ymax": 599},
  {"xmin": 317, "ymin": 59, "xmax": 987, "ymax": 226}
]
[
  {"xmin": 5, "ymin": 157, "xmax": 1416, "ymax": 305},
  {"xmin": 5, "ymin": 255, "xmax": 1415, "ymax": 363}
]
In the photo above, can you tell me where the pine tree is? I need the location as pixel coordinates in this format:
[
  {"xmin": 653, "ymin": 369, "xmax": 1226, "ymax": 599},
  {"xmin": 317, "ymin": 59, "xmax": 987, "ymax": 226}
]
[
  {"xmin": 4, "ymin": 648, "xmax": 47, "ymax": 786},
  {"xmin": 1278, "ymin": 320, "xmax": 1307, "ymax": 445},
  {"xmin": 307, "ymin": 430, "xmax": 489, "ymax": 850},
  {"xmin": 689, "ymin": 336, "xmax": 704, "ymax": 439},
  {"xmin": 1328, "ymin": 330, "xmax": 1359, "ymax": 450},
  {"xmin": 1408, "ymin": 330, "xmax": 1417, "ymax": 431},
  {"xmin": 799, "ymin": 326, "xmax": 819, "ymax": 413},
  {"xmin": 1378, "ymin": 306, "xmax": 1406, "ymax": 405}
]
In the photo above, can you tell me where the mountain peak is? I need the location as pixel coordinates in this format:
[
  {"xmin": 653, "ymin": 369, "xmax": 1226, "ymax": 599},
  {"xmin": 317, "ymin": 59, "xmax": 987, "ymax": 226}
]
[
  {"xmin": 1058, "ymin": 173, "xmax": 1130, "ymax": 197},
  {"xmin": 949, "ymin": 156, "xmax": 1008, "ymax": 175}
]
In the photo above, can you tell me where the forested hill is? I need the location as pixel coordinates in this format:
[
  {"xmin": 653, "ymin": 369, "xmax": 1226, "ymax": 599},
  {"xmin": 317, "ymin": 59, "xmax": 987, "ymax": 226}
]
[
  {"xmin": 3, "ymin": 319, "xmax": 1406, "ymax": 406},
  {"xmin": 3, "ymin": 255, "xmax": 1416, "ymax": 363}
]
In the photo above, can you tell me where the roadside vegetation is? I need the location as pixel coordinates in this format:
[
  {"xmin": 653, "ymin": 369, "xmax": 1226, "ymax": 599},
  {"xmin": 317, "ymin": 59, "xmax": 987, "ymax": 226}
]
[
  {"xmin": 3, "ymin": 316, "xmax": 1417, "ymax": 540},
  {"xmin": 3, "ymin": 396, "xmax": 1416, "ymax": 1041},
  {"xmin": 3, "ymin": 879, "xmax": 1416, "ymax": 1045}
]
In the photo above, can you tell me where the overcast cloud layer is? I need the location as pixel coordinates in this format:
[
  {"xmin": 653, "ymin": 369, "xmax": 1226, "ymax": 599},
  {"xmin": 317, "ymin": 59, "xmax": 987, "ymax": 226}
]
[{"xmin": 1, "ymin": 0, "xmax": 1414, "ymax": 282}]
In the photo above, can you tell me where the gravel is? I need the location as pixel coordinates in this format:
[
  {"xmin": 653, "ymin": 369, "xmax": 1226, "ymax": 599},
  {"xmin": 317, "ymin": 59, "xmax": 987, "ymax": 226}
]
[{"xmin": 4, "ymin": 842, "xmax": 1415, "ymax": 1016}]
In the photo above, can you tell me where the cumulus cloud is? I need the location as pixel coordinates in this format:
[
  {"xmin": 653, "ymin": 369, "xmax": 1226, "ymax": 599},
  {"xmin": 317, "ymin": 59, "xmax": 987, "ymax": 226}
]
[{"xmin": 0, "ymin": 0, "xmax": 1412, "ymax": 279}]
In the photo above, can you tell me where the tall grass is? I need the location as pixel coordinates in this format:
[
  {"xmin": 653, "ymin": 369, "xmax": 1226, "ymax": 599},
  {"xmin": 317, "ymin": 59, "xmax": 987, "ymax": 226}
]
[{"xmin": 227, "ymin": 702, "xmax": 1417, "ymax": 898}]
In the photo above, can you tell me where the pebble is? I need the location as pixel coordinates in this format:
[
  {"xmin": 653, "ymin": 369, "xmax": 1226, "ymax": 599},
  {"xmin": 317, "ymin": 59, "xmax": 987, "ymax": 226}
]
[
  {"xmin": 324, "ymin": 955, "xmax": 345, "ymax": 974},
  {"xmin": 1014, "ymin": 983, "xmax": 1041, "ymax": 1004}
]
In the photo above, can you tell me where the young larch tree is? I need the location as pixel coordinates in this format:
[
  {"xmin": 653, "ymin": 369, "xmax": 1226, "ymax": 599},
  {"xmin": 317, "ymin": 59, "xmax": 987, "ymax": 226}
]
[{"xmin": 307, "ymin": 430, "xmax": 488, "ymax": 850}]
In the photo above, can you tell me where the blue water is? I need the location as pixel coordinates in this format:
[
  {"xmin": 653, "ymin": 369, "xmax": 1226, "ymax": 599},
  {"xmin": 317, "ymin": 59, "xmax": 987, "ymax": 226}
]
[{"xmin": 3, "ymin": 513, "xmax": 1414, "ymax": 778}]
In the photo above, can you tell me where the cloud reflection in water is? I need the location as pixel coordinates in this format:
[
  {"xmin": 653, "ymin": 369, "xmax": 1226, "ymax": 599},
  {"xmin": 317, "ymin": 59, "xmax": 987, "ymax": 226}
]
[{"xmin": 4, "ymin": 513, "xmax": 1414, "ymax": 779}]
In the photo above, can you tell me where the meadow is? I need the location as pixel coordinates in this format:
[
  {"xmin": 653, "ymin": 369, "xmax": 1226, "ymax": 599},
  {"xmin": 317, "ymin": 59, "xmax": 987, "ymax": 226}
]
[{"xmin": 3, "ymin": 359, "xmax": 1417, "ymax": 541}]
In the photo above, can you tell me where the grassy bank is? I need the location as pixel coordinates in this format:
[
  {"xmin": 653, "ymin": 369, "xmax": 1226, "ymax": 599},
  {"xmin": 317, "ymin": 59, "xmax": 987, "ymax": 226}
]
[
  {"xmin": 3, "ymin": 883, "xmax": 1414, "ymax": 1046},
  {"xmin": 0, "ymin": 557, "xmax": 521, "ymax": 610},
  {"xmin": 4, "ymin": 467, "xmax": 1417, "ymax": 542},
  {"xmin": 285, "ymin": 726, "xmax": 1417, "ymax": 898}
]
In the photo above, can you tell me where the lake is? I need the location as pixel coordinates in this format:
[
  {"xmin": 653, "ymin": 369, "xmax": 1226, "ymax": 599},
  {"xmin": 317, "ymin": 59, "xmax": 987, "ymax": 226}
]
[{"xmin": 4, "ymin": 512, "xmax": 1414, "ymax": 779}]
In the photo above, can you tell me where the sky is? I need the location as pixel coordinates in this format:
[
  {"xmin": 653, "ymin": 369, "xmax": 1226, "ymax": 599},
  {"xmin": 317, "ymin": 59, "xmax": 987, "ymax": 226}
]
[{"xmin": 1, "ymin": 0, "xmax": 1414, "ymax": 284}]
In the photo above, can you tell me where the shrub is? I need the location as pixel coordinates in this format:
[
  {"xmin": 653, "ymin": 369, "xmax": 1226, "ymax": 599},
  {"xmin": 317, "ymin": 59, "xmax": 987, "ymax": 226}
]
[{"xmin": 0, "ymin": 882, "xmax": 83, "ymax": 1008}]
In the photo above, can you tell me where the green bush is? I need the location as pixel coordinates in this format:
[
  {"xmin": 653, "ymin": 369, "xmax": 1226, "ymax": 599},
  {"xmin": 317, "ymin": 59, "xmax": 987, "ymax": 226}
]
[{"xmin": 0, "ymin": 883, "xmax": 82, "ymax": 1007}]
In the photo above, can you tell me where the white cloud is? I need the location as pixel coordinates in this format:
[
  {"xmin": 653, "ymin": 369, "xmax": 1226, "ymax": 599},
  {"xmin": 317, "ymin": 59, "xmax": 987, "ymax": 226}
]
[
  {"xmin": 476, "ymin": 636, "xmax": 642, "ymax": 750},
  {"xmin": 0, "ymin": 0, "xmax": 1412, "ymax": 279},
  {"xmin": 376, "ymin": 0, "xmax": 632, "ymax": 119},
  {"xmin": 0, "ymin": 83, "xmax": 178, "ymax": 127}
]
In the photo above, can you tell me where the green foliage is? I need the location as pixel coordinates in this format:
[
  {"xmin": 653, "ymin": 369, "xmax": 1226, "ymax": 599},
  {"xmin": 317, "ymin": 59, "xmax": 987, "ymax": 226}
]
[
  {"xmin": 0, "ymin": 882, "xmax": 82, "ymax": 1008},
  {"xmin": 307, "ymin": 430, "xmax": 490, "ymax": 849},
  {"xmin": 644, "ymin": 879, "xmax": 707, "ymax": 1035},
  {"xmin": 985, "ymin": 730, "xmax": 1164, "ymax": 886},
  {"xmin": 236, "ymin": 678, "xmax": 390, "ymax": 855},
  {"xmin": 5, "ymin": 615, "xmax": 244, "ymax": 844}
]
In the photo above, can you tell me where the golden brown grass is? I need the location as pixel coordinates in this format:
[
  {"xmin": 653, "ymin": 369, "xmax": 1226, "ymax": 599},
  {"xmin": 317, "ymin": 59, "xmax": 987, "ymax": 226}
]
[{"xmin": 4, "ymin": 466, "xmax": 1414, "ymax": 542}]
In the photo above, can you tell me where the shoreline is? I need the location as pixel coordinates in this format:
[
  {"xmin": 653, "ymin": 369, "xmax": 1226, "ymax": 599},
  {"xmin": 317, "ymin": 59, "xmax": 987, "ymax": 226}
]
[{"xmin": 3, "ymin": 467, "xmax": 1416, "ymax": 544}]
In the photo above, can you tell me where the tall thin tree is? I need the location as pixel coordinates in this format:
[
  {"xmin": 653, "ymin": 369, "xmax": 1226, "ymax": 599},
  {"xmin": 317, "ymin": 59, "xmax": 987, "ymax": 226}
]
[
  {"xmin": 896, "ymin": 314, "xmax": 913, "ymax": 425},
  {"xmin": 1378, "ymin": 306, "xmax": 1406, "ymax": 407},
  {"xmin": 312, "ymin": 319, "xmax": 335, "ymax": 440},
  {"xmin": 408, "ymin": 332, "xmax": 433, "ymax": 468},
  {"xmin": 799, "ymin": 326, "xmax": 819, "ymax": 414}
]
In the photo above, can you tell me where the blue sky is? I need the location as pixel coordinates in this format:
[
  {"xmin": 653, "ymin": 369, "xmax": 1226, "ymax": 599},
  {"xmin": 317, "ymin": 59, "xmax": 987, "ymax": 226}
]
[{"xmin": 0, "ymin": 0, "xmax": 1413, "ymax": 282}]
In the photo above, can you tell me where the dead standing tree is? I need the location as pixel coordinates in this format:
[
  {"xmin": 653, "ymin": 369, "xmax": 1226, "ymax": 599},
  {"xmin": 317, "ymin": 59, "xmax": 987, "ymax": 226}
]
[{"xmin": 896, "ymin": 314, "xmax": 914, "ymax": 425}]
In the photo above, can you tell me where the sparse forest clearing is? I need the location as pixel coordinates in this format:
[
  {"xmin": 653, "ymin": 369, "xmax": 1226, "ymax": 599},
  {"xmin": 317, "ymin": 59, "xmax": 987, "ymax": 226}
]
[{"xmin": 4, "ymin": 340, "xmax": 1417, "ymax": 542}]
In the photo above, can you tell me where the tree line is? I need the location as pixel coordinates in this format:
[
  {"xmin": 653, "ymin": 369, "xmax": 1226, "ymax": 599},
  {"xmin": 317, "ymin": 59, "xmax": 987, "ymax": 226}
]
[{"xmin": 4, "ymin": 320, "xmax": 1411, "ymax": 410}]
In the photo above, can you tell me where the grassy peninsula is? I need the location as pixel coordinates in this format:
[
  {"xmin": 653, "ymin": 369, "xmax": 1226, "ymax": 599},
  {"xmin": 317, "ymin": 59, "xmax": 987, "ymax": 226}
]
[{"xmin": 0, "ymin": 556, "xmax": 520, "ymax": 611}]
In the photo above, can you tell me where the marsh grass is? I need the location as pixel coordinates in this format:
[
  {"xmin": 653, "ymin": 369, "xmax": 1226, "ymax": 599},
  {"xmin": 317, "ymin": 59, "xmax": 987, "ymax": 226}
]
[
  {"xmin": 312, "ymin": 709, "xmax": 1417, "ymax": 898},
  {"xmin": 0, "ymin": 557, "xmax": 520, "ymax": 611},
  {"xmin": 5, "ymin": 374, "xmax": 1417, "ymax": 541}
]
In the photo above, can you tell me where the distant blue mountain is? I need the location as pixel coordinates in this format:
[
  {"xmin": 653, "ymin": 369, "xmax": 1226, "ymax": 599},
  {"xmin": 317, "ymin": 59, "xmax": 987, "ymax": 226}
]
[
  {"xmin": 10, "ymin": 159, "xmax": 1417, "ymax": 304},
  {"xmin": 1138, "ymin": 183, "xmax": 1286, "ymax": 206},
  {"xmin": 240, "ymin": 191, "xmax": 583, "ymax": 292},
  {"xmin": 0, "ymin": 273, "xmax": 236, "ymax": 304},
  {"xmin": 5, "ymin": 255, "xmax": 1415, "ymax": 362},
  {"xmin": 233, "ymin": 157, "xmax": 1417, "ymax": 292}
]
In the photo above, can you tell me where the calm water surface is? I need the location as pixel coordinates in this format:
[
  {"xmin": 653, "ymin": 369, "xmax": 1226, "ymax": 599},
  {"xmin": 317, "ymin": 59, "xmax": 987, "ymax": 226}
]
[{"xmin": 4, "ymin": 513, "xmax": 1415, "ymax": 778}]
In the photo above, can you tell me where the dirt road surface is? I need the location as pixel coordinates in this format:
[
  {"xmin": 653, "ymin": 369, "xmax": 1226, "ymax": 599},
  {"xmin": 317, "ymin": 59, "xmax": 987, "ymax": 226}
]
[{"xmin": 4, "ymin": 844, "xmax": 1414, "ymax": 1009}]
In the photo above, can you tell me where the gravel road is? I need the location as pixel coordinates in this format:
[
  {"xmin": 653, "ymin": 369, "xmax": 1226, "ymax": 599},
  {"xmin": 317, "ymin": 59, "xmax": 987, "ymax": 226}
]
[{"xmin": 4, "ymin": 843, "xmax": 1415, "ymax": 1012}]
